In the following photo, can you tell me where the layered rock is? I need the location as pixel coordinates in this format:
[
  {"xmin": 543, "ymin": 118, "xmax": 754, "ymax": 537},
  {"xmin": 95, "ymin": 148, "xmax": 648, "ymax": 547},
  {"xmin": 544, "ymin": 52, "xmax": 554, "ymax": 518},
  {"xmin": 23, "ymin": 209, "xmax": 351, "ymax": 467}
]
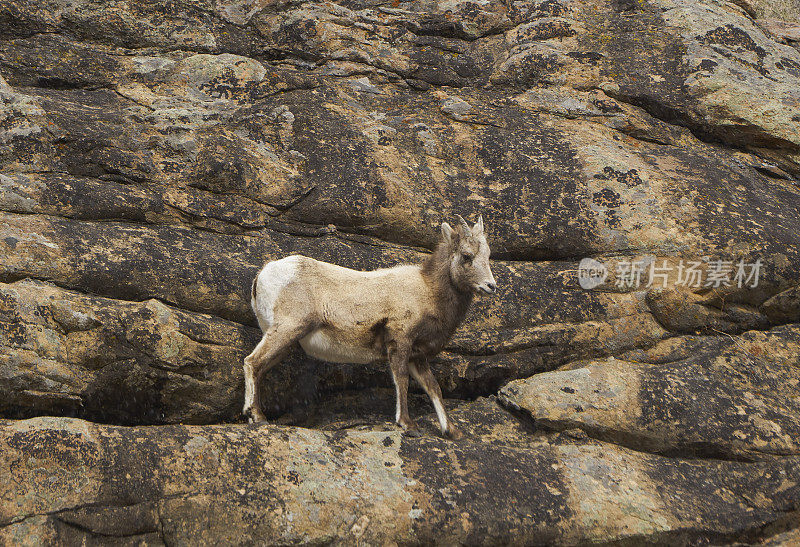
[
  {"xmin": 2, "ymin": 0, "xmax": 800, "ymax": 542},
  {"xmin": 500, "ymin": 324, "xmax": 800, "ymax": 461},
  {"xmin": 2, "ymin": 406, "xmax": 800, "ymax": 545}
]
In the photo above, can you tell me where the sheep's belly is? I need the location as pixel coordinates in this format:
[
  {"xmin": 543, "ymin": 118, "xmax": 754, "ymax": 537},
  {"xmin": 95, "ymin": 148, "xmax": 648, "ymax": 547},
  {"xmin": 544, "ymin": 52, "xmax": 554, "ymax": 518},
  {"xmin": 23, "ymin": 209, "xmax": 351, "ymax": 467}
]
[{"xmin": 299, "ymin": 330, "xmax": 379, "ymax": 364}]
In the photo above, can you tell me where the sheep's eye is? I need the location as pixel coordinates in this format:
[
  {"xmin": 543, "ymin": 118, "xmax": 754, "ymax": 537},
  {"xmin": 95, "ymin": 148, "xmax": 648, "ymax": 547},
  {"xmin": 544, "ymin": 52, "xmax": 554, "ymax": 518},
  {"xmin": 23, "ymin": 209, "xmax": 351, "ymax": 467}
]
[{"xmin": 461, "ymin": 253, "xmax": 473, "ymax": 263}]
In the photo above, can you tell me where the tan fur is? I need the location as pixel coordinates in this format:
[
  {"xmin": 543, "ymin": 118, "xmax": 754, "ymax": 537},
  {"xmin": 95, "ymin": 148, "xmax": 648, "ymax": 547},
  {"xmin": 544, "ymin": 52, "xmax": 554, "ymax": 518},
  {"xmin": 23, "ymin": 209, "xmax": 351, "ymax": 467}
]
[{"xmin": 243, "ymin": 215, "xmax": 496, "ymax": 439}]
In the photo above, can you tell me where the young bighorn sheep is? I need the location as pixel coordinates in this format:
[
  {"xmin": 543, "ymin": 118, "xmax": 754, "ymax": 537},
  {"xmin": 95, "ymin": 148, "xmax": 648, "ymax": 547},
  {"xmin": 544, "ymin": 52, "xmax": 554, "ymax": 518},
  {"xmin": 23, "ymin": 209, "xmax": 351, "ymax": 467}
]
[{"xmin": 242, "ymin": 215, "xmax": 496, "ymax": 439}]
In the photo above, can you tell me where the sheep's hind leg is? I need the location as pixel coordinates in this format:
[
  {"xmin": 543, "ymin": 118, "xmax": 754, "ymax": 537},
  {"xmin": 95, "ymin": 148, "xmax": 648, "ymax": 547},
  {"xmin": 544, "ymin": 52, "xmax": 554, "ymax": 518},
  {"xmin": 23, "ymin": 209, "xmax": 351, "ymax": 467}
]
[
  {"xmin": 410, "ymin": 357, "xmax": 462, "ymax": 440},
  {"xmin": 243, "ymin": 322, "xmax": 307, "ymax": 423}
]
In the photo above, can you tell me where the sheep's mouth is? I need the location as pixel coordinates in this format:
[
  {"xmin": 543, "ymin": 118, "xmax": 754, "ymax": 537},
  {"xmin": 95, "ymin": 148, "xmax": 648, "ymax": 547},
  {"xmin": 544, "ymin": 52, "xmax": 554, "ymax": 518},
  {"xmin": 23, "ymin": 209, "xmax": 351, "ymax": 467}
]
[{"xmin": 474, "ymin": 285, "xmax": 497, "ymax": 295}]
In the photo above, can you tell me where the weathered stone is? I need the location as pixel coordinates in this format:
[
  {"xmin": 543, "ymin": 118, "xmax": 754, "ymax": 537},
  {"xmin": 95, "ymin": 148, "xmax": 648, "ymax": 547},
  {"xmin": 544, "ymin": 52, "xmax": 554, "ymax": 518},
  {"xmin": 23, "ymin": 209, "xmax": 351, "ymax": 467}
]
[
  {"xmin": 763, "ymin": 284, "xmax": 800, "ymax": 323},
  {"xmin": 759, "ymin": 18, "xmax": 800, "ymax": 43},
  {"xmin": 1, "ymin": 411, "xmax": 799, "ymax": 545},
  {"xmin": 499, "ymin": 324, "xmax": 800, "ymax": 460},
  {"xmin": 0, "ymin": 279, "xmax": 259, "ymax": 424},
  {"xmin": 2, "ymin": 0, "xmax": 800, "ymax": 541},
  {"xmin": 735, "ymin": 0, "xmax": 800, "ymax": 22}
]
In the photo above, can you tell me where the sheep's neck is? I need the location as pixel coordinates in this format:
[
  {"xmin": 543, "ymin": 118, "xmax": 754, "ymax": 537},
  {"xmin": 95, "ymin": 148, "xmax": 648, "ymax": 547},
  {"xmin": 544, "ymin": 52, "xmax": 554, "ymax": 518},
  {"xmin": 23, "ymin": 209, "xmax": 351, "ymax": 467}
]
[{"xmin": 421, "ymin": 242, "xmax": 474, "ymax": 338}]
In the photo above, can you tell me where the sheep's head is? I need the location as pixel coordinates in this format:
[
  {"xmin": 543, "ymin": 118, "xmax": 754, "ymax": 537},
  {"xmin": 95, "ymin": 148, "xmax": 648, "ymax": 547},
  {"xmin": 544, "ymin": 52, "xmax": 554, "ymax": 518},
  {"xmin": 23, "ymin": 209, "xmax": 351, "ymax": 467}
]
[{"xmin": 441, "ymin": 215, "xmax": 496, "ymax": 295}]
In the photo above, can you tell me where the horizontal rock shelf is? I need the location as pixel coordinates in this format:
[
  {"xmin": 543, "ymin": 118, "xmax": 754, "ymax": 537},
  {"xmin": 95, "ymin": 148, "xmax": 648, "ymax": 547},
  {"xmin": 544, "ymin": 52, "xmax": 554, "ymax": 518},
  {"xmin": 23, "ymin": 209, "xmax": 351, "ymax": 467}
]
[{"xmin": 2, "ymin": 403, "xmax": 799, "ymax": 544}]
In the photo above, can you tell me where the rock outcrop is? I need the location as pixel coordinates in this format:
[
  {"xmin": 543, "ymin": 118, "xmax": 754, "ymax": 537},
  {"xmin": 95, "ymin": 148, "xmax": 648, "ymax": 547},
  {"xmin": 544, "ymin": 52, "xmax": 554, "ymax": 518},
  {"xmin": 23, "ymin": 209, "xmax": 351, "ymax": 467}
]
[
  {"xmin": 3, "ymin": 407, "xmax": 800, "ymax": 545},
  {"xmin": 2, "ymin": 0, "xmax": 800, "ymax": 543},
  {"xmin": 500, "ymin": 324, "xmax": 800, "ymax": 461}
]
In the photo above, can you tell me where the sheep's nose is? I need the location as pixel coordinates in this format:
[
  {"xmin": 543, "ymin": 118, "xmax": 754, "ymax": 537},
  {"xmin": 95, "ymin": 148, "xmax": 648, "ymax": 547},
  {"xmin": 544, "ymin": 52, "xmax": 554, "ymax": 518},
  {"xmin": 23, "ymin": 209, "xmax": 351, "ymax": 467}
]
[{"xmin": 487, "ymin": 282, "xmax": 497, "ymax": 293}]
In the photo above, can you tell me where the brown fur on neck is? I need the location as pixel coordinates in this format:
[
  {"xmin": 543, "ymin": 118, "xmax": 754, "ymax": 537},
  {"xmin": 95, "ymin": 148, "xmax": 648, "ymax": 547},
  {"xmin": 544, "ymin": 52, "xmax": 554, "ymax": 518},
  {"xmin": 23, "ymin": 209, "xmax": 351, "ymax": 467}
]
[{"xmin": 419, "ymin": 241, "xmax": 474, "ymax": 349}]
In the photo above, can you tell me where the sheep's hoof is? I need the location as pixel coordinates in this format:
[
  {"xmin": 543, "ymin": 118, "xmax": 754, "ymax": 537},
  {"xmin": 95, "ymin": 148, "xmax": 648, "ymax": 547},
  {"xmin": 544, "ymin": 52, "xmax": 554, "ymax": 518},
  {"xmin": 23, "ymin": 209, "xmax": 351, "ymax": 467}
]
[
  {"xmin": 243, "ymin": 407, "xmax": 266, "ymax": 424},
  {"xmin": 398, "ymin": 420, "xmax": 422, "ymax": 437},
  {"xmin": 445, "ymin": 425, "xmax": 463, "ymax": 441}
]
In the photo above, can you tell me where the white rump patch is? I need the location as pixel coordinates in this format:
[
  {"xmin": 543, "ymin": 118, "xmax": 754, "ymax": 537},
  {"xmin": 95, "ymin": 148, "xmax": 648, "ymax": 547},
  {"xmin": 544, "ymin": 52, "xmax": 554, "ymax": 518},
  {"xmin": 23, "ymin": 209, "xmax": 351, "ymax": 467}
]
[{"xmin": 252, "ymin": 255, "xmax": 300, "ymax": 330}]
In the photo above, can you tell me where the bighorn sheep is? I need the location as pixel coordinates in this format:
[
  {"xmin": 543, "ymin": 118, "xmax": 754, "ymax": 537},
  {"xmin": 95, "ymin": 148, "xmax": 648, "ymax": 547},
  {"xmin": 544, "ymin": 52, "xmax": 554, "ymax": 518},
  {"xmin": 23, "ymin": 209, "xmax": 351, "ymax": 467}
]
[{"xmin": 242, "ymin": 215, "xmax": 496, "ymax": 439}]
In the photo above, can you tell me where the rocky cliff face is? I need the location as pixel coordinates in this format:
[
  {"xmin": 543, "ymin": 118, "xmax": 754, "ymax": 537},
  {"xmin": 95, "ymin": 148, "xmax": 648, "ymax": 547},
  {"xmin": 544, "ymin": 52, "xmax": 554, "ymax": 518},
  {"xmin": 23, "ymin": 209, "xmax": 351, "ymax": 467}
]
[{"xmin": 2, "ymin": 0, "xmax": 800, "ymax": 543}]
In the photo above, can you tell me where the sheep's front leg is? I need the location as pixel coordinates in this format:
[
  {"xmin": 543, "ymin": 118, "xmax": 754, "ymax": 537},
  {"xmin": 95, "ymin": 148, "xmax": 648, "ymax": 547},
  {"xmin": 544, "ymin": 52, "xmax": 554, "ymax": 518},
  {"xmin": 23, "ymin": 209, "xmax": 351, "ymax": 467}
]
[
  {"xmin": 410, "ymin": 357, "xmax": 462, "ymax": 440},
  {"xmin": 388, "ymin": 344, "xmax": 419, "ymax": 436}
]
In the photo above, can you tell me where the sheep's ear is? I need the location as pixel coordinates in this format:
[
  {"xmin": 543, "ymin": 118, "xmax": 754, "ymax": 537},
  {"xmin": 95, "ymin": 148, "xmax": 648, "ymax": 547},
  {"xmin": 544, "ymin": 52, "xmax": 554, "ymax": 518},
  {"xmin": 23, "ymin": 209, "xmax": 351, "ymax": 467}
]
[
  {"xmin": 441, "ymin": 221, "xmax": 455, "ymax": 244},
  {"xmin": 472, "ymin": 214, "xmax": 484, "ymax": 236},
  {"xmin": 455, "ymin": 214, "xmax": 471, "ymax": 235}
]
